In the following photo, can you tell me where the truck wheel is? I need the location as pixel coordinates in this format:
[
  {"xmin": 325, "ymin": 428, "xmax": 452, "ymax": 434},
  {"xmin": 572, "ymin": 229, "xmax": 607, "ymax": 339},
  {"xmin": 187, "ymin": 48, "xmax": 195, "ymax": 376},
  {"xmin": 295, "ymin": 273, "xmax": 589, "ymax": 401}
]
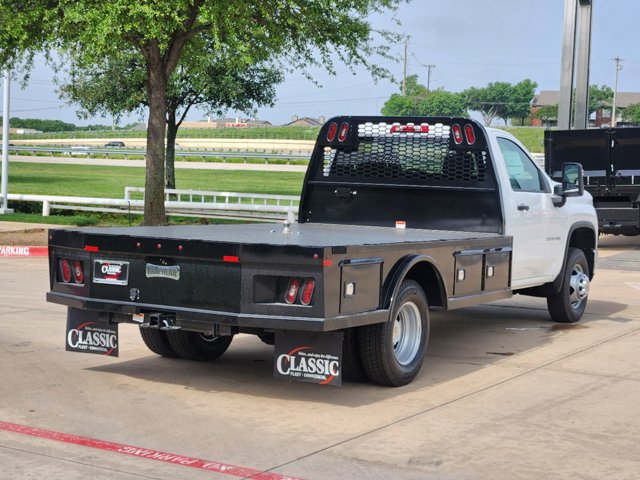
[
  {"xmin": 547, "ymin": 248, "xmax": 590, "ymax": 323},
  {"xmin": 167, "ymin": 331, "xmax": 233, "ymax": 361},
  {"xmin": 139, "ymin": 327, "xmax": 177, "ymax": 357},
  {"xmin": 342, "ymin": 328, "xmax": 368, "ymax": 382},
  {"xmin": 358, "ymin": 280, "xmax": 430, "ymax": 386}
]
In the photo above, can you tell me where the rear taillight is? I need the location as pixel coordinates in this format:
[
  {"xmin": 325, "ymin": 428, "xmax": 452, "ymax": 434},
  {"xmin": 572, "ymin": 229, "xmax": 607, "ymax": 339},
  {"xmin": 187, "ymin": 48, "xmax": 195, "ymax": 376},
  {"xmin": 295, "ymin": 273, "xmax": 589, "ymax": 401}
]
[
  {"xmin": 72, "ymin": 260, "xmax": 84, "ymax": 284},
  {"xmin": 464, "ymin": 124, "xmax": 476, "ymax": 144},
  {"xmin": 59, "ymin": 259, "xmax": 72, "ymax": 283},
  {"xmin": 58, "ymin": 258, "xmax": 84, "ymax": 284},
  {"xmin": 285, "ymin": 278, "xmax": 301, "ymax": 304},
  {"xmin": 452, "ymin": 124, "xmax": 463, "ymax": 144},
  {"xmin": 326, "ymin": 122, "xmax": 338, "ymax": 142},
  {"xmin": 300, "ymin": 278, "xmax": 316, "ymax": 306},
  {"xmin": 338, "ymin": 122, "xmax": 349, "ymax": 142},
  {"xmin": 282, "ymin": 277, "xmax": 315, "ymax": 305}
]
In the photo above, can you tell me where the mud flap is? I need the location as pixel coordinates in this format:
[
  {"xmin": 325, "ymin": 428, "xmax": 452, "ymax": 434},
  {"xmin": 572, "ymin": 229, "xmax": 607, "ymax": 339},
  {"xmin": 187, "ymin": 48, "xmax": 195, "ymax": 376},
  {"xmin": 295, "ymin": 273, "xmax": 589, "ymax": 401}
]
[
  {"xmin": 65, "ymin": 307, "xmax": 119, "ymax": 357},
  {"xmin": 274, "ymin": 331, "xmax": 343, "ymax": 386}
]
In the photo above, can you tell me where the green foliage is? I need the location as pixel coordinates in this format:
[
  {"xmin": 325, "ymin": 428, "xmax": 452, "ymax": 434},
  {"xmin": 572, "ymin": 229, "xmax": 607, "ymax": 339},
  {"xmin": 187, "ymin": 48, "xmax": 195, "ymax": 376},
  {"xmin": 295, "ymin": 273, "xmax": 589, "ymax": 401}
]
[
  {"xmin": 7, "ymin": 163, "xmax": 305, "ymax": 198},
  {"xmin": 417, "ymin": 90, "xmax": 466, "ymax": 117},
  {"xmin": 381, "ymin": 75, "xmax": 466, "ymax": 117},
  {"xmin": 1, "ymin": 117, "xmax": 76, "ymax": 132},
  {"xmin": 622, "ymin": 104, "xmax": 640, "ymax": 125},
  {"xmin": 588, "ymin": 85, "xmax": 614, "ymax": 114},
  {"xmin": 534, "ymin": 105, "xmax": 558, "ymax": 125},
  {"xmin": 463, "ymin": 80, "xmax": 537, "ymax": 126}
]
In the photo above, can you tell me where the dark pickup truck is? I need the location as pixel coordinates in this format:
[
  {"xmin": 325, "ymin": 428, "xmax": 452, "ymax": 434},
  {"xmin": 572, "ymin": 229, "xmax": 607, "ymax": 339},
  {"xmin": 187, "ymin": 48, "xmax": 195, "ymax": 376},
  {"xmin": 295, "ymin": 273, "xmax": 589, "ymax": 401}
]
[
  {"xmin": 47, "ymin": 116, "xmax": 597, "ymax": 387},
  {"xmin": 545, "ymin": 127, "xmax": 640, "ymax": 235}
]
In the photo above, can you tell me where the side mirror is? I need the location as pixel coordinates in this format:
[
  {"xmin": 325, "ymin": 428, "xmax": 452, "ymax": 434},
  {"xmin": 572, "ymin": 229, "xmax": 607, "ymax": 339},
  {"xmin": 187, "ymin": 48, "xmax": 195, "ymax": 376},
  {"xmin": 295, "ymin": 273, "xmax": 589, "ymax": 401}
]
[
  {"xmin": 562, "ymin": 162, "xmax": 584, "ymax": 197},
  {"xmin": 552, "ymin": 162, "xmax": 584, "ymax": 207}
]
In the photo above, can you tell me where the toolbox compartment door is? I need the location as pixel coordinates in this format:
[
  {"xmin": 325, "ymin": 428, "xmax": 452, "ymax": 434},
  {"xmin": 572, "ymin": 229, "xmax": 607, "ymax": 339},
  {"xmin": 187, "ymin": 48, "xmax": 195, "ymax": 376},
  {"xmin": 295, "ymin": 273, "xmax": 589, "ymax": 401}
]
[{"xmin": 339, "ymin": 258, "xmax": 383, "ymax": 314}]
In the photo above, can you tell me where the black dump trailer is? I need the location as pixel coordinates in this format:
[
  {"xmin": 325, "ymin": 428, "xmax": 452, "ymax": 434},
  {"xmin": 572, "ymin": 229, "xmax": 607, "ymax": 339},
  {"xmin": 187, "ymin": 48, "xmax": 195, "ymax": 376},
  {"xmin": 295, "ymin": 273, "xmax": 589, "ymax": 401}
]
[{"xmin": 545, "ymin": 127, "xmax": 640, "ymax": 235}]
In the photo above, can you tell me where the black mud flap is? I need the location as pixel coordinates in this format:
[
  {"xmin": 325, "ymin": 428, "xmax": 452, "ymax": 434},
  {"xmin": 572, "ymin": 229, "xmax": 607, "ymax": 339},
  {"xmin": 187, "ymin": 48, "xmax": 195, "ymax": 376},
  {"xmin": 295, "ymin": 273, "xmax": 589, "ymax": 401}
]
[
  {"xmin": 274, "ymin": 331, "xmax": 343, "ymax": 386},
  {"xmin": 66, "ymin": 307, "xmax": 119, "ymax": 357}
]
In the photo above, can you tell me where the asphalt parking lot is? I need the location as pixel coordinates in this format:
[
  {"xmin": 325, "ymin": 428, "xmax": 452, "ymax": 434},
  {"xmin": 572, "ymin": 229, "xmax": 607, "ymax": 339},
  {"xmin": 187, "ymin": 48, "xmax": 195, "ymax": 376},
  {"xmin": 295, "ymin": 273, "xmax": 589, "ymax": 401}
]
[{"xmin": 1, "ymin": 235, "xmax": 639, "ymax": 479}]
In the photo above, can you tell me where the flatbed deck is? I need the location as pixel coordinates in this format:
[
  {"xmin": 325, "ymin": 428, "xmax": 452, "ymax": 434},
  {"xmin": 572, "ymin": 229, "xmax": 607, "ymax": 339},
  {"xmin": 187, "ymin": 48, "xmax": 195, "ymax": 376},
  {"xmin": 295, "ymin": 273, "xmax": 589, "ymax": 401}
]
[{"xmin": 52, "ymin": 223, "xmax": 506, "ymax": 248}]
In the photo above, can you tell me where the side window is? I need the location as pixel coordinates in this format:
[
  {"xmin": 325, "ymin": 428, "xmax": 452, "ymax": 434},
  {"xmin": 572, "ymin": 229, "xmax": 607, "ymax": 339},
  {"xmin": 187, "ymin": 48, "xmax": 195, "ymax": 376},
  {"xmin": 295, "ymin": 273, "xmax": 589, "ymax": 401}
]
[{"xmin": 497, "ymin": 137, "xmax": 545, "ymax": 192}]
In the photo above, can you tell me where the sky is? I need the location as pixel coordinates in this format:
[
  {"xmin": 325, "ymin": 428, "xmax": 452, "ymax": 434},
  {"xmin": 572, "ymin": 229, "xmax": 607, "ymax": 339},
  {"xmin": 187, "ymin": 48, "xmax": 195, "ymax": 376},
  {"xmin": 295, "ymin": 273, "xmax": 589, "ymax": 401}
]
[{"xmin": 4, "ymin": 0, "xmax": 640, "ymax": 127}]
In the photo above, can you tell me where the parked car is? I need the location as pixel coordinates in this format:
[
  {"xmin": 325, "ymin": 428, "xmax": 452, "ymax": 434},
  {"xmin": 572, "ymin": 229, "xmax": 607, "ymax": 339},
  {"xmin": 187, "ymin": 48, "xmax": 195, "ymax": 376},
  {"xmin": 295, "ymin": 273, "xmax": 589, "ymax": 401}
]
[{"xmin": 105, "ymin": 141, "xmax": 125, "ymax": 147}]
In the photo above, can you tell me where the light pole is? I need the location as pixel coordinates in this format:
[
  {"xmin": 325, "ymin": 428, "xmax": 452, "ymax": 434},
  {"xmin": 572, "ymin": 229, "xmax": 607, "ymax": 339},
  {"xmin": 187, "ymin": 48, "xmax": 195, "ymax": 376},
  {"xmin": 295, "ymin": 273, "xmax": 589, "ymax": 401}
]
[
  {"xmin": 612, "ymin": 57, "xmax": 623, "ymax": 127},
  {"xmin": 1, "ymin": 69, "xmax": 13, "ymax": 214}
]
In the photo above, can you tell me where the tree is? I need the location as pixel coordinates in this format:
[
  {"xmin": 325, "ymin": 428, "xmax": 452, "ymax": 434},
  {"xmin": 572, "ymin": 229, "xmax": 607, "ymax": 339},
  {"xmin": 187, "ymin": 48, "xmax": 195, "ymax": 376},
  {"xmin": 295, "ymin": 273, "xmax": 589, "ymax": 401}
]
[
  {"xmin": 463, "ymin": 86, "xmax": 499, "ymax": 126},
  {"xmin": 1, "ymin": 0, "xmax": 402, "ymax": 225},
  {"xmin": 60, "ymin": 45, "xmax": 283, "ymax": 189},
  {"xmin": 622, "ymin": 104, "xmax": 640, "ymax": 125},
  {"xmin": 534, "ymin": 105, "xmax": 558, "ymax": 126},
  {"xmin": 415, "ymin": 90, "xmax": 466, "ymax": 117},
  {"xmin": 588, "ymin": 85, "xmax": 613, "ymax": 115},
  {"xmin": 463, "ymin": 80, "xmax": 537, "ymax": 126},
  {"xmin": 381, "ymin": 75, "xmax": 466, "ymax": 117},
  {"xmin": 508, "ymin": 79, "xmax": 538, "ymax": 125}
]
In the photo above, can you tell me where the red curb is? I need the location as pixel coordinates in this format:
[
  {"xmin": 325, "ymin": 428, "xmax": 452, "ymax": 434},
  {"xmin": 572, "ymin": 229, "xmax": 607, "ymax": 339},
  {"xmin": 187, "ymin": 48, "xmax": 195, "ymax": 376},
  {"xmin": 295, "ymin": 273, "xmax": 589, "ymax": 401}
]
[{"xmin": 0, "ymin": 246, "xmax": 48, "ymax": 257}]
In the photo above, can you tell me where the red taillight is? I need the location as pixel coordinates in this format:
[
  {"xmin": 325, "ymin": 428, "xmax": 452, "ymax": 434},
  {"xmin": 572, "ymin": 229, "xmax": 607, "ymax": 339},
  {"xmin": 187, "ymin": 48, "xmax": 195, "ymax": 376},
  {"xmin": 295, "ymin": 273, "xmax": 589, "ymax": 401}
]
[
  {"xmin": 390, "ymin": 123, "xmax": 429, "ymax": 133},
  {"xmin": 72, "ymin": 260, "xmax": 84, "ymax": 284},
  {"xmin": 285, "ymin": 278, "xmax": 301, "ymax": 304},
  {"xmin": 59, "ymin": 259, "xmax": 72, "ymax": 283},
  {"xmin": 464, "ymin": 124, "xmax": 476, "ymax": 145},
  {"xmin": 338, "ymin": 122, "xmax": 349, "ymax": 142},
  {"xmin": 300, "ymin": 278, "xmax": 315, "ymax": 306},
  {"xmin": 326, "ymin": 122, "xmax": 338, "ymax": 142},
  {"xmin": 452, "ymin": 124, "xmax": 463, "ymax": 144}
]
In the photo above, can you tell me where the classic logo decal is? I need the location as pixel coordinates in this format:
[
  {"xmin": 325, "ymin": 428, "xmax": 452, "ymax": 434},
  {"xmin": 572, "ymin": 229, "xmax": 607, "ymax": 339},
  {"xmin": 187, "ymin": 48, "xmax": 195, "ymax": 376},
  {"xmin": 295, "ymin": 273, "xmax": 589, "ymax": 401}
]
[
  {"xmin": 276, "ymin": 347, "xmax": 340, "ymax": 384},
  {"xmin": 145, "ymin": 264, "xmax": 180, "ymax": 280},
  {"xmin": 66, "ymin": 321, "xmax": 119, "ymax": 356},
  {"xmin": 274, "ymin": 331, "xmax": 343, "ymax": 386},
  {"xmin": 93, "ymin": 260, "xmax": 129, "ymax": 285}
]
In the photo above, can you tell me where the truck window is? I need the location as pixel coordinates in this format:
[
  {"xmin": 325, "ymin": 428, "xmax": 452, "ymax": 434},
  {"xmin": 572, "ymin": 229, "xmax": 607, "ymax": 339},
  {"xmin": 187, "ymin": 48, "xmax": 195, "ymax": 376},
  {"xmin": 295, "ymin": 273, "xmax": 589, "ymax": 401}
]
[{"xmin": 497, "ymin": 137, "xmax": 545, "ymax": 192}]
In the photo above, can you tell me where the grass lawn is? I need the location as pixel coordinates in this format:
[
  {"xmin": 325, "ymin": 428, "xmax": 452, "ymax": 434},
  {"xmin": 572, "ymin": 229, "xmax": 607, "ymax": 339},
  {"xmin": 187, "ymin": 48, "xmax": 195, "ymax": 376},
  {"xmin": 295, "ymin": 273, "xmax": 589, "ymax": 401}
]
[{"xmin": 6, "ymin": 163, "xmax": 305, "ymax": 198}]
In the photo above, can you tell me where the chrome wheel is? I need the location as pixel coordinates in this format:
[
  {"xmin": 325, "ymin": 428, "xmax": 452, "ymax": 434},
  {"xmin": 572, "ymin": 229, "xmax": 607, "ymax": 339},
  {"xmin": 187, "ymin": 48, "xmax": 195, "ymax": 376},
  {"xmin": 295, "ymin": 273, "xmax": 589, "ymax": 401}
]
[
  {"xmin": 569, "ymin": 263, "xmax": 590, "ymax": 309},
  {"xmin": 392, "ymin": 301, "xmax": 423, "ymax": 366}
]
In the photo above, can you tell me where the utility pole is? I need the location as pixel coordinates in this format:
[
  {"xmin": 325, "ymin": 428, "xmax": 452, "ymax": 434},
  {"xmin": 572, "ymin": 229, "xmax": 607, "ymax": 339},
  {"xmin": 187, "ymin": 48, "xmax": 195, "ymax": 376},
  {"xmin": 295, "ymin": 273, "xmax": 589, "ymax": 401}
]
[
  {"xmin": 412, "ymin": 54, "xmax": 436, "ymax": 92},
  {"xmin": 1, "ymin": 70, "xmax": 13, "ymax": 214},
  {"xmin": 402, "ymin": 38, "xmax": 408, "ymax": 96},
  {"xmin": 612, "ymin": 56, "xmax": 623, "ymax": 127},
  {"xmin": 425, "ymin": 64, "xmax": 436, "ymax": 92}
]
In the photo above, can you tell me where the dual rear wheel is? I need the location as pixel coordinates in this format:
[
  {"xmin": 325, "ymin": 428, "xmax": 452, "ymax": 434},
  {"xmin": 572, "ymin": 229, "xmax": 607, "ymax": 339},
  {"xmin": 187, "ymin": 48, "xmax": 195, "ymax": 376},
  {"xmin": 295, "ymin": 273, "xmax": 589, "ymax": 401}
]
[{"xmin": 139, "ymin": 328, "xmax": 233, "ymax": 361}]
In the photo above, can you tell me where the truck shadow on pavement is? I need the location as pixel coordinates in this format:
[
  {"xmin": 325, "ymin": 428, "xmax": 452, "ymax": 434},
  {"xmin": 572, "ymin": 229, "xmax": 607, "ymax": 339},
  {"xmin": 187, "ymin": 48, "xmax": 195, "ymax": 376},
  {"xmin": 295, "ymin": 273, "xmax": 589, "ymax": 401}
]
[{"xmin": 88, "ymin": 297, "xmax": 631, "ymax": 407}]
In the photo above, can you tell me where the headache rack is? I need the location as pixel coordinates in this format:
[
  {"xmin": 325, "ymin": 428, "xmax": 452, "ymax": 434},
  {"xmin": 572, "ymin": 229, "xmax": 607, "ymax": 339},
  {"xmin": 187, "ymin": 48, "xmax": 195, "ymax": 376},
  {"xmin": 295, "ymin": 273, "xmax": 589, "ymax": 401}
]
[{"xmin": 299, "ymin": 116, "xmax": 504, "ymax": 234}]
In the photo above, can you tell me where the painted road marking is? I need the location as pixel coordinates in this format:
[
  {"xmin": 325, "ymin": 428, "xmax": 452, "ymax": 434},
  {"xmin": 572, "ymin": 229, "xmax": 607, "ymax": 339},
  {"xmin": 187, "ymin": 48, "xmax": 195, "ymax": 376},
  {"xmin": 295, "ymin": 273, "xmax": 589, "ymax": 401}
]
[
  {"xmin": 0, "ymin": 246, "xmax": 48, "ymax": 257},
  {"xmin": 0, "ymin": 421, "xmax": 302, "ymax": 480}
]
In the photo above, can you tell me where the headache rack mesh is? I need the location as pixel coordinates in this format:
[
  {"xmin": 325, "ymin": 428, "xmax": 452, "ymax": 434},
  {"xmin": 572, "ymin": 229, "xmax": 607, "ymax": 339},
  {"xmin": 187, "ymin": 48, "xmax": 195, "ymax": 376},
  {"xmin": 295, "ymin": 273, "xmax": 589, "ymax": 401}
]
[{"xmin": 321, "ymin": 121, "xmax": 491, "ymax": 188}]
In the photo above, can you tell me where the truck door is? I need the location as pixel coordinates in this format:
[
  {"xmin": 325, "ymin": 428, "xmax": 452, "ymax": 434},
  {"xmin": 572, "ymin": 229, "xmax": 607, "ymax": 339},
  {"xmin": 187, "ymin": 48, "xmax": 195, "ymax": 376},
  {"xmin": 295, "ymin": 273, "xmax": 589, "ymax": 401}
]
[{"xmin": 496, "ymin": 137, "xmax": 564, "ymax": 287}]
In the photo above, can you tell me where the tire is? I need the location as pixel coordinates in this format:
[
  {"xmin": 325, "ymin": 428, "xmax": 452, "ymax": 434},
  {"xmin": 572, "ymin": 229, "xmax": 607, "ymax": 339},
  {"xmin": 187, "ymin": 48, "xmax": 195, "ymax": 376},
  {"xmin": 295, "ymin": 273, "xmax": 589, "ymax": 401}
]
[
  {"xmin": 166, "ymin": 330, "xmax": 233, "ymax": 361},
  {"xmin": 358, "ymin": 280, "xmax": 430, "ymax": 387},
  {"xmin": 139, "ymin": 327, "xmax": 178, "ymax": 357},
  {"xmin": 342, "ymin": 328, "xmax": 369, "ymax": 383},
  {"xmin": 547, "ymin": 247, "xmax": 590, "ymax": 323}
]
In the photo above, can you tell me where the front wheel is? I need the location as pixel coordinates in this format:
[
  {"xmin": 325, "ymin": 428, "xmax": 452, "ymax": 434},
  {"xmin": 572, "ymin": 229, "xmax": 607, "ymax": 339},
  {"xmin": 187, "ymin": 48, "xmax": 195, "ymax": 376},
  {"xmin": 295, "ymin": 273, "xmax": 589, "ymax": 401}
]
[
  {"xmin": 358, "ymin": 280, "xmax": 430, "ymax": 386},
  {"xmin": 166, "ymin": 330, "xmax": 233, "ymax": 361},
  {"xmin": 547, "ymin": 248, "xmax": 590, "ymax": 323}
]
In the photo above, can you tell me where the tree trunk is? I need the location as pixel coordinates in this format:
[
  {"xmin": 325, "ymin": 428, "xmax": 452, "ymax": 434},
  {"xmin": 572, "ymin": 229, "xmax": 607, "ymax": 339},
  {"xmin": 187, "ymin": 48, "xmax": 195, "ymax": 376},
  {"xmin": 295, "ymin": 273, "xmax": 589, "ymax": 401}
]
[
  {"xmin": 165, "ymin": 109, "xmax": 177, "ymax": 191},
  {"xmin": 143, "ymin": 48, "xmax": 168, "ymax": 226}
]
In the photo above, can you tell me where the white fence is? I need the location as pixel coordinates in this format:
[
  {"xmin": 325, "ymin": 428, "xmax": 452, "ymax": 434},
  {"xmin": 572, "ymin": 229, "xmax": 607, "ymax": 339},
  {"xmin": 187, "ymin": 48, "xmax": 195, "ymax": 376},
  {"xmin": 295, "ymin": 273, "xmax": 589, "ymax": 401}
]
[{"xmin": 4, "ymin": 187, "xmax": 300, "ymax": 222}]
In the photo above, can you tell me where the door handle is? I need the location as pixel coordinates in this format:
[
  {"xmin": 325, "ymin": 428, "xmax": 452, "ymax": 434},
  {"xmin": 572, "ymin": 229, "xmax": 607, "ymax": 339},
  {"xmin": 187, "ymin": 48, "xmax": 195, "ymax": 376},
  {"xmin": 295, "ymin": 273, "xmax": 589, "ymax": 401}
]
[{"xmin": 517, "ymin": 204, "xmax": 530, "ymax": 211}]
